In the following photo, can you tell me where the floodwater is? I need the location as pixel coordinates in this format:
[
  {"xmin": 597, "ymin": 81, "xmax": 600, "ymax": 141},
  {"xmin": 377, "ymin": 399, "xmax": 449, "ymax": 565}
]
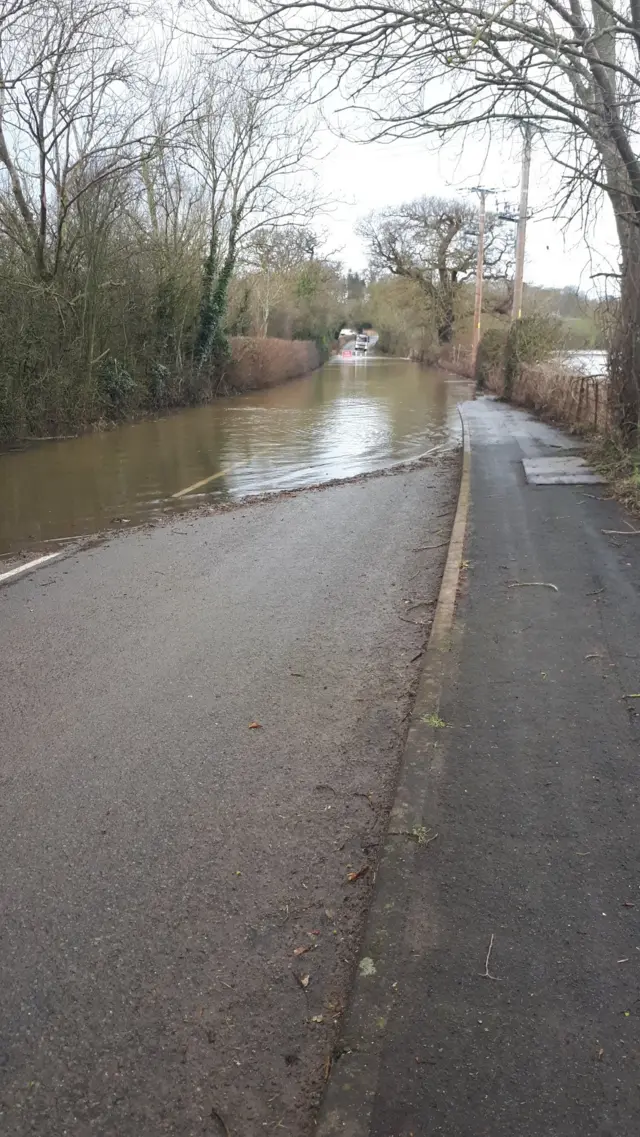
[
  {"xmin": 0, "ymin": 356, "xmax": 471, "ymax": 557},
  {"xmin": 562, "ymin": 349, "xmax": 607, "ymax": 377}
]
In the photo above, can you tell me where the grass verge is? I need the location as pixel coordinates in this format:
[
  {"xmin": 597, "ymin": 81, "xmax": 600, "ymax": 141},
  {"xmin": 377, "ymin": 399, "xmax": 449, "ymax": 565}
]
[{"xmin": 588, "ymin": 436, "xmax": 640, "ymax": 514}]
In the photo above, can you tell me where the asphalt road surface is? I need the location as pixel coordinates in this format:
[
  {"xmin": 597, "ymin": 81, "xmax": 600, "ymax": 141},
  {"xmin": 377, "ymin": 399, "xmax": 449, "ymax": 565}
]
[
  {"xmin": 332, "ymin": 399, "xmax": 640, "ymax": 1137},
  {"xmin": 0, "ymin": 457, "xmax": 458, "ymax": 1137}
]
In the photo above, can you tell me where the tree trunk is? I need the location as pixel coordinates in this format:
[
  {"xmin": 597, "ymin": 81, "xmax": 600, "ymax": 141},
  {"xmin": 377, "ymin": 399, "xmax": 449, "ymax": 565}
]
[
  {"xmin": 609, "ymin": 220, "xmax": 640, "ymax": 444},
  {"xmin": 437, "ymin": 305, "xmax": 454, "ymax": 343},
  {"xmin": 609, "ymin": 260, "xmax": 640, "ymax": 444},
  {"xmin": 436, "ymin": 283, "xmax": 455, "ymax": 344},
  {"xmin": 194, "ymin": 238, "xmax": 217, "ymax": 362}
]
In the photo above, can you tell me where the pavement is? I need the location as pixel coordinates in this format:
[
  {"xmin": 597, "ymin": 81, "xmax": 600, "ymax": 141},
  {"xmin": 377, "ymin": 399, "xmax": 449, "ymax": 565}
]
[
  {"xmin": 0, "ymin": 457, "xmax": 458, "ymax": 1137},
  {"xmin": 321, "ymin": 396, "xmax": 640, "ymax": 1136}
]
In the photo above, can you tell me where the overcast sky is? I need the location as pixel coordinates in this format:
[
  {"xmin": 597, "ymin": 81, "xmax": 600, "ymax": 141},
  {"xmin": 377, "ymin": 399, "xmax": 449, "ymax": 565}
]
[{"xmin": 314, "ymin": 128, "xmax": 621, "ymax": 294}]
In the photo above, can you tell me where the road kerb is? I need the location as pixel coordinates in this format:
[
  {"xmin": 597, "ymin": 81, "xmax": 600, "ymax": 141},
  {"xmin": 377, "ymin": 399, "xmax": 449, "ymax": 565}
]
[{"xmin": 316, "ymin": 406, "xmax": 471, "ymax": 1137}]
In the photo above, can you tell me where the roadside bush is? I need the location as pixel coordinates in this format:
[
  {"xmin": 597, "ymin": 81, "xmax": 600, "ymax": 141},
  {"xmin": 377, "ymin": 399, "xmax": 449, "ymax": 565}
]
[
  {"xmin": 504, "ymin": 314, "xmax": 561, "ymax": 398},
  {"xmin": 147, "ymin": 362, "xmax": 171, "ymax": 408},
  {"xmin": 475, "ymin": 328, "xmax": 507, "ymax": 389},
  {"xmin": 226, "ymin": 336, "xmax": 320, "ymax": 391},
  {"xmin": 98, "ymin": 358, "xmax": 136, "ymax": 416}
]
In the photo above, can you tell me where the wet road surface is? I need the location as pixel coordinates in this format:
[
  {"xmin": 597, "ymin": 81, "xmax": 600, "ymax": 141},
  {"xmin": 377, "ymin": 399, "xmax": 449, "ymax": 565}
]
[{"xmin": 0, "ymin": 450, "xmax": 459, "ymax": 1136}]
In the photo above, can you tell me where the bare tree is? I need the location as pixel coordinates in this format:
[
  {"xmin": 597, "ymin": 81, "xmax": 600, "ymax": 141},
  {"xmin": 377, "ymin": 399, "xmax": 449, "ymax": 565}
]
[
  {"xmin": 243, "ymin": 224, "xmax": 319, "ymax": 334},
  {"xmin": 0, "ymin": 6, "xmax": 335, "ymax": 440},
  {"xmin": 0, "ymin": 0, "xmax": 161, "ymax": 283},
  {"xmin": 358, "ymin": 196, "xmax": 511, "ymax": 342},
  {"xmin": 210, "ymin": 0, "xmax": 640, "ymax": 439},
  {"xmin": 184, "ymin": 61, "xmax": 320, "ymax": 363}
]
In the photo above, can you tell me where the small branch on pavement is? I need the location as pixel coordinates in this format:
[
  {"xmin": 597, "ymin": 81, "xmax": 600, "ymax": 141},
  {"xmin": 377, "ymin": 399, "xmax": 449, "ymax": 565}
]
[
  {"xmin": 413, "ymin": 542, "xmax": 449, "ymax": 551},
  {"xmin": 353, "ymin": 791, "xmax": 375, "ymax": 809},
  {"xmin": 388, "ymin": 826, "xmax": 438, "ymax": 847},
  {"xmin": 601, "ymin": 528, "xmax": 640, "ymax": 535},
  {"xmin": 507, "ymin": 581, "xmax": 559, "ymax": 592},
  {"xmin": 481, "ymin": 933, "xmax": 501, "ymax": 981},
  {"xmin": 406, "ymin": 599, "xmax": 435, "ymax": 612},
  {"xmin": 210, "ymin": 1106, "xmax": 230, "ymax": 1137}
]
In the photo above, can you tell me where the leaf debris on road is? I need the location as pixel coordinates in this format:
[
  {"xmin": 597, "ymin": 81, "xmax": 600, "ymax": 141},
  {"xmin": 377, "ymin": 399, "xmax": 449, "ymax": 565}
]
[
  {"xmin": 248, "ymin": 721, "xmax": 262, "ymax": 729},
  {"xmin": 347, "ymin": 865, "xmax": 370, "ymax": 882}
]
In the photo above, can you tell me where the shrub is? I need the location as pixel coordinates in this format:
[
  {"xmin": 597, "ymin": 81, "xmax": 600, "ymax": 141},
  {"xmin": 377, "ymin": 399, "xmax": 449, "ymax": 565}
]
[
  {"xmin": 147, "ymin": 362, "xmax": 171, "ymax": 408},
  {"xmin": 98, "ymin": 358, "xmax": 136, "ymax": 415},
  {"xmin": 504, "ymin": 314, "xmax": 561, "ymax": 398},
  {"xmin": 475, "ymin": 328, "xmax": 508, "ymax": 389}
]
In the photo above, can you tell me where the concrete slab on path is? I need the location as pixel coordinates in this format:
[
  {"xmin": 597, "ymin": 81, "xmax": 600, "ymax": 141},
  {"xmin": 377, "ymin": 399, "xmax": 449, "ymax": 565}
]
[{"xmin": 523, "ymin": 454, "xmax": 606, "ymax": 484}]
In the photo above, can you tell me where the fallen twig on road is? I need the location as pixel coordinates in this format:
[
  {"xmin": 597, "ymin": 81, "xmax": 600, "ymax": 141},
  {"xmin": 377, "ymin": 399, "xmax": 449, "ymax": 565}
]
[
  {"xmin": 481, "ymin": 933, "xmax": 501, "ymax": 981},
  {"xmin": 622, "ymin": 693, "xmax": 640, "ymax": 699},
  {"xmin": 413, "ymin": 541, "xmax": 449, "ymax": 551},
  {"xmin": 406, "ymin": 599, "xmax": 435, "ymax": 612},
  {"xmin": 210, "ymin": 1106, "xmax": 230, "ymax": 1137},
  {"xmin": 507, "ymin": 581, "xmax": 559, "ymax": 592},
  {"xmin": 353, "ymin": 791, "xmax": 375, "ymax": 810},
  {"xmin": 389, "ymin": 826, "xmax": 438, "ymax": 847},
  {"xmin": 603, "ymin": 521, "xmax": 640, "ymax": 535}
]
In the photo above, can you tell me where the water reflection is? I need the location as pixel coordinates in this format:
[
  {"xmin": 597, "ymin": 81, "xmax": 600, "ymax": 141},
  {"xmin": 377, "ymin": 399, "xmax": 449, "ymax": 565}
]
[{"xmin": 0, "ymin": 357, "xmax": 471, "ymax": 555}]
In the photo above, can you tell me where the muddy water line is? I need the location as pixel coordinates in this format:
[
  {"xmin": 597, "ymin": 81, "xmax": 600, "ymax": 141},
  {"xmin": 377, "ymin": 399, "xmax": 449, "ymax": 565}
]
[{"xmin": 0, "ymin": 358, "xmax": 471, "ymax": 556}]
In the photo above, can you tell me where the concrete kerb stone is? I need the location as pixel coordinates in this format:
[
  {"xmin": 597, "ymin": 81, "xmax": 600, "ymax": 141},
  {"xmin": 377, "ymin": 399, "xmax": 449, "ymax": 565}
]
[{"xmin": 316, "ymin": 407, "xmax": 471, "ymax": 1137}]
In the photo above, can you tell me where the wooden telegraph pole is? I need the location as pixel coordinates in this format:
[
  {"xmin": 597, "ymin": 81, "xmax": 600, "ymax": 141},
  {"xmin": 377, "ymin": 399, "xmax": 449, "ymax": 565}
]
[
  {"xmin": 511, "ymin": 125, "xmax": 532, "ymax": 323},
  {"xmin": 470, "ymin": 188, "xmax": 488, "ymax": 372}
]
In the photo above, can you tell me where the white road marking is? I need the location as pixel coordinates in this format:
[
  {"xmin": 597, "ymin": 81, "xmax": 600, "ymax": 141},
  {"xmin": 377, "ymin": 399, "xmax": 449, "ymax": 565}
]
[
  {"xmin": 172, "ymin": 465, "xmax": 237, "ymax": 499},
  {"xmin": 0, "ymin": 551, "xmax": 63, "ymax": 585}
]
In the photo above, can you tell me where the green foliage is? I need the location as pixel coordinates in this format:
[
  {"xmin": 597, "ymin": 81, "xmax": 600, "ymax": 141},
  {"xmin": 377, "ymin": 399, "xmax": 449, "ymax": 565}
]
[
  {"xmin": 475, "ymin": 328, "xmax": 508, "ymax": 389},
  {"xmin": 147, "ymin": 362, "xmax": 171, "ymax": 408},
  {"xmin": 504, "ymin": 314, "xmax": 561, "ymax": 398},
  {"xmin": 98, "ymin": 359, "xmax": 136, "ymax": 415}
]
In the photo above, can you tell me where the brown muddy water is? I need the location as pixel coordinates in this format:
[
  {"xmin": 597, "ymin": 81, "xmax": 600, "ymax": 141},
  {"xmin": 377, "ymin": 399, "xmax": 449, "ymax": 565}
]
[{"xmin": 0, "ymin": 357, "xmax": 471, "ymax": 557}]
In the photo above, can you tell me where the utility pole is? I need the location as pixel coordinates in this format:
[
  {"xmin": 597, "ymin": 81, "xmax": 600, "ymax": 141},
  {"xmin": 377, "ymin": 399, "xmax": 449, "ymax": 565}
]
[
  {"xmin": 471, "ymin": 188, "xmax": 488, "ymax": 372},
  {"xmin": 511, "ymin": 125, "xmax": 532, "ymax": 323}
]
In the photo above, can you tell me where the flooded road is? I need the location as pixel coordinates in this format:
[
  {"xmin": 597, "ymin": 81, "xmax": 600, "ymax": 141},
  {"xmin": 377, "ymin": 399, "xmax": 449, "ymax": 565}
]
[{"xmin": 0, "ymin": 356, "xmax": 470, "ymax": 556}]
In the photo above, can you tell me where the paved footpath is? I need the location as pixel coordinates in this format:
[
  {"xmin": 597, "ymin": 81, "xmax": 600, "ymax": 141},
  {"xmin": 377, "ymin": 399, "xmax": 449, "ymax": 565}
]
[{"xmin": 325, "ymin": 397, "xmax": 640, "ymax": 1137}]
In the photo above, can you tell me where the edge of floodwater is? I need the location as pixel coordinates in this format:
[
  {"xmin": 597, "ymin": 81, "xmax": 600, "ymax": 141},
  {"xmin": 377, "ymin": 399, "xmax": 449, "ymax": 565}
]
[
  {"xmin": 316, "ymin": 406, "xmax": 471, "ymax": 1137},
  {"xmin": 0, "ymin": 445, "xmax": 461, "ymax": 583}
]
